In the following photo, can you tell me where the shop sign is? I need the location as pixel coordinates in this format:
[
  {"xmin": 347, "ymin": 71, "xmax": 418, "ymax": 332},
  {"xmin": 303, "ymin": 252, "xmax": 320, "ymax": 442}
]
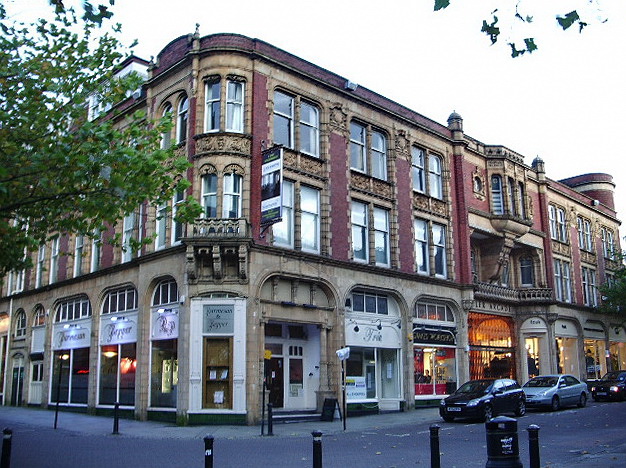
[
  {"xmin": 413, "ymin": 328, "xmax": 456, "ymax": 345},
  {"xmin": 346, "ymin": 376, "xmax": 367, "ymax": 400},
  {"xmin": 473, "ymin": 300, "xmax": 512, "ymax": 313},
  {"xmin": 100, "ymin": 317, "xmax": 138, "ymax": 345},
  {"xmin": 152, "ymin": 309, "xmax": 179, "ymax": 340},
  {"xmin": 203, "ymin": 305, "xmax": 234, "ymax": 334},
  {"xmin": 53, "ymin": 322, "xmax": 91, "ymax": 350}
]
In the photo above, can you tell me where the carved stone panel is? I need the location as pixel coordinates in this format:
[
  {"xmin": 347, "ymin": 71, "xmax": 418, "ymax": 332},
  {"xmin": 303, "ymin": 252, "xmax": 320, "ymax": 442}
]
[{"xmin": 195, "ymin": 134, "xmax": 252, "ymax": 157}]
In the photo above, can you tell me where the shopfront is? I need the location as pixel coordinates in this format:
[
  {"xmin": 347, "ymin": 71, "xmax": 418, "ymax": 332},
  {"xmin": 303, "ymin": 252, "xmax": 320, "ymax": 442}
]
[
  {"xmin": 345, "ymin": 291, "xmax": 403, "ymax": 412},
  {"xmin": 51, "ymin": 317, "xmax": 91, "ymax": 406},
  {"xmin": 0, "ymin": 313, "xmax": 8, "ymax": 404},
  {"xmin": 609, "ymin": 325, "xmax": 626, "ymax": 371},
  {"xmin": 583, "ymin": 321, "xmax": 607, "ymax": 381},
  {"xmin": 468, "ymin": 312, "xmax": 516, "ymax": 380},
  {"xmin": 412, "ymin": 301, "xmax": 458, "ymax": 398},
  {"xmin": 520, "ymin": 317, "xmax": 550, "ymax": 381},
  {"xmin": 188, "ymin": 298, "xmax": 246, "ymax": 418},
  {"xmin": 554, "ymin": 319, "xmax": 581, "ymax": 377}
]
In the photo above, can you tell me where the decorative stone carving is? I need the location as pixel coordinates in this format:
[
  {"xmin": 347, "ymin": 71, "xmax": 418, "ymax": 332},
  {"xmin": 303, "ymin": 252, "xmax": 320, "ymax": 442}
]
[
  {"xmin": 195, "ymin": 134, "xmax": 251, "ymax": 156},
  {"xmin": 395, "ymin": 129, "xmax": 409, "ymax": 158},
  {"xmin": 372, "ymin": 179, "xmax": 392, "ymax": 198},
  {"xmin": 329, "ymin": 103, "xmax": 347, "ymax": 135}
]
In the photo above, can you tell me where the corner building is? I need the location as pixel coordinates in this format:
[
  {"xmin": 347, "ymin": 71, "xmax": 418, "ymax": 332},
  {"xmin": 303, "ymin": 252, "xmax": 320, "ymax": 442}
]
[{"xmin": 0, "ymin": 33, "xmax": 622, "ymax": 424}]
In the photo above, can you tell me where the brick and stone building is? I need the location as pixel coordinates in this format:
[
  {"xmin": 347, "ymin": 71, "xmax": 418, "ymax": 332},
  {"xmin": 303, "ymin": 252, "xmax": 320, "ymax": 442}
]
[{"xmin": 0, "ymin": 32, "xmax": 622, "ymax": 424}]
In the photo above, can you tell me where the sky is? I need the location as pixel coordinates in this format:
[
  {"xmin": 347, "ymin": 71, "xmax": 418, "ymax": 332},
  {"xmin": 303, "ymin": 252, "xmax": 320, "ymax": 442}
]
[{"xmin": 7, "ymin": 0, "xmax": 626, "ymax": 240}]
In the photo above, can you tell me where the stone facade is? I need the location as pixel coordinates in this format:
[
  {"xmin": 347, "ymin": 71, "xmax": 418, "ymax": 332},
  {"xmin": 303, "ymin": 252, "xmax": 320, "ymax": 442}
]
[{"xmin": 0, "ymin": 33, "xmax": 622, "ymax": 424}]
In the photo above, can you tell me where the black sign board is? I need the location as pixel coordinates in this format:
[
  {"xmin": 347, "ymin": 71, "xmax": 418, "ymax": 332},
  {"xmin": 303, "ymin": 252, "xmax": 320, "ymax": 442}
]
[{"xmin": 320, "ymin": 398, "xmax": 341, "ymax": 422}]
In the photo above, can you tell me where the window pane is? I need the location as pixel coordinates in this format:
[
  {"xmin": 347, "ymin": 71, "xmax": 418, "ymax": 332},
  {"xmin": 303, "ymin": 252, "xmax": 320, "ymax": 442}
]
[
  {"xmin": 412, "ymin": 147, "xmax": 425, "ymax": 192},
  {"xmin": 371, "ymin": 131, "xmax": 387, "ymax": 180},
  {"xmin": 226, "ymin": 81, "xmax": 244, "ymax": 132},
  {"xmin": 350, "ymin": 123, "xmax": 366, "ymax": 172},
  {"xmin": 301, "ymin": 186, "xmax": 320, "ymax": 252},
  {"xmin": 205, "ymin": 81, "xmax": 221, "ymax": 131},
  {"xmin": 300, "ymin": 102, "xmax": 319, "ymax": 156},
  {"xmin": 273, "ymin": 181, "xmax": 294, "ymax": 247},
  {"xmin": 274, "ymin": 92, "xmax": 293, "ymax": 148}
]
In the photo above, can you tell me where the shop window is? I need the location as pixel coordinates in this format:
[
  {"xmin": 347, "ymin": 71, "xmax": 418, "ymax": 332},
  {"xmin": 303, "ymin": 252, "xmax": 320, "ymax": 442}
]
[
  {"xmin": 203, "ymin": 337, "xmax": 233, "ymax": 409},
  {"xmin": 99, "ymin": 343, "xmax": 137, "ymax": 405},
  {"xmin": 346, "ymin": 348, "xmax": 376, "ymax": 400},
  {"xmin": 525, "ymin": 337, "xmax": 540, "ymax": 379},
  {"xmin": 414, "ymin": 347, "xmax": 457, "ymax": 396},
  {"xmin": 51, "ymin": 348, "xmax": 89, "ymax": 405},
  {"xmin": 584, "ymin": 339, "xmax": 607, "ymax": 381},
  {"xmin": 151, "ymin": 339, "xmax": 178, "ymax": 408},
  {"xmin": 468, "ymin": 313, "xmax": 515, "ymax": 380},
  {"xmin": 555, "ymin": 336, "xmax": 580, "ymax": 375}
]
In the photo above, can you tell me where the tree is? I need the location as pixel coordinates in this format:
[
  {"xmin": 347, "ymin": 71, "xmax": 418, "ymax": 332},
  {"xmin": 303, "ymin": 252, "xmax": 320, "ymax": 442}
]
[
  {"xmin": 434, "ymin": 0, "xmax": 608, "ymax": 57},
  {"xmin": 599, "ymin": 251, "xmax": 626, "ymax": 320},
  {"xmin": 0, "ymin": 2, "xmax": 201, "ymax": 279}
]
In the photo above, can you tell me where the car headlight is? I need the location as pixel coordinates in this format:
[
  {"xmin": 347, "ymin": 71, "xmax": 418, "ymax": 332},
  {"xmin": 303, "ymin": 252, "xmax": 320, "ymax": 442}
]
[
  {"xmin": 610, "ymin": 386, "xmax": 619, "ymax": 392},
  {"xmin": 440, "ymin": 399, "xmax": 446, "ymax": 406},
  {"xmin": 591, "ymin": 386, "xmax": 596, "ymax": 392},
  {"xmin": 467, "ymin": 398, "xmax": 481, "ymax": 407}
]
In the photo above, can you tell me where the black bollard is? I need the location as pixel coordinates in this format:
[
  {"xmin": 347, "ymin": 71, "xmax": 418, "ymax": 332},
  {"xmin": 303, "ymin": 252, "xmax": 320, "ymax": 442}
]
[
  {"xmin": 267, "ymin": 403, "xmax": 274, "ymax": 436},
  {"xmin": 429, "ymin": 424, "xmax": 441, "ymax": 468},
  {"xmin": 527, "ymin": 424, "xmax": 540, "ymax": 468},
  {"xmin": 1, "ymin": 428, "xmax": 12, "ymax": 468},
  {"xmin": 112, "ymin": 402, "xmax": 120, "ymax": 435},
  {"xmin": 204, "ymin": 434, "xmax": 214, "ymax": 468},
  {"xmin": 312, "ymin": 430, "xmax": 323, "ymax": 468}
]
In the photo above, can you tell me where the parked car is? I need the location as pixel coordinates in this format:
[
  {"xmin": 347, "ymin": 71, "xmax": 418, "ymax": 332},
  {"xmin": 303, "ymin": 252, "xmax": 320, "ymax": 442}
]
[
  {"xmin": 522, "ymin": 374, "xmax": 588, "ymax": 411},
  {"xmin": 590, "ymin": 370, "xmax": 626, "ymax": 401},
  {"xmin": 439, "ymin": 378, "xmax": 526, "ymax": 422}
]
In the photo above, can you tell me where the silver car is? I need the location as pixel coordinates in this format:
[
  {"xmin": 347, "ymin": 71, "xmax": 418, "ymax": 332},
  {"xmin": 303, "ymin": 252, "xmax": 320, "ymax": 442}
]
[{"xmin": 522, "ymin": 374, "xmax": 588, "ymax": 411}]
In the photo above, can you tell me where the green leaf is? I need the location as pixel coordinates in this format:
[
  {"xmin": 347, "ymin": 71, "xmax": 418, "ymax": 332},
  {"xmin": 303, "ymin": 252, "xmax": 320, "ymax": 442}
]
[
  {"xmin": 556, "ymin": 10, "xmax": 580, "ymax": 30},
  {"xmin": 481, "ymin": 15, "xmax": 500, "ymax": 45},
  {"xmin": 434, "ymin": 0, "xmax": 450, "ymax": 12}
]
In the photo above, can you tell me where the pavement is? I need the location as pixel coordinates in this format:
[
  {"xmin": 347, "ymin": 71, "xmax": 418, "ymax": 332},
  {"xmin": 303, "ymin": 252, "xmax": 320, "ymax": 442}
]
[{"xmin": 0, "ymin": 405, "xmax": 443, "ymax": 440}]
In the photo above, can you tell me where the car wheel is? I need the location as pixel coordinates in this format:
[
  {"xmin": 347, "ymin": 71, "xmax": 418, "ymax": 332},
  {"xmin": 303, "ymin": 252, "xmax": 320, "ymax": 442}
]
[
  {"xmin": 483, "ymin": 404, "xmax": 493, "ymax": 422},
  {"xmin": 577, "ymin": 393, "xmax": 587, "ymax": 408},
  {"xmin": 550, "ymin": 395, "xmax": 560, "ymax": 411},
  {"xmin": 515, "ymin": 399, "xmax": 526, "ymax": 417},
  {"xmin": 442, "ymin": 415, "xmax": 455, "ymax": 422}
]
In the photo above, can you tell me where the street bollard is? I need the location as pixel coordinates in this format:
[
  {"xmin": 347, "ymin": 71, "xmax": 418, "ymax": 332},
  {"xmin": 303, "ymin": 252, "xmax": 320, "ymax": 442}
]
[
  {"xmin": 112, "ymin": 402, "xmax": 120, "ymax": 435},
  {"xmin": 204, "ymin": 434, "xmax": 214, "ymax": 468},
  {"xmin": 1, "ymin": 428, "xmax": 12, "ymax": 468},
  {"xmin": 267, "ymin": 403, "xmax": 274, "ymax": 436},
  {"xmin": 527, "ymin": 424, "xmax": 540, "ymax": 468},
  {"xmin": 312, "ymin": 430, "xmax": 323, "ymax": 468},
  {"xmin": 429, "ymin": 424, "xmax": 441, "ymax": 468},
  {"xmin": 485, "ymin": 416, "xmax": 522, "ymax": 468}
]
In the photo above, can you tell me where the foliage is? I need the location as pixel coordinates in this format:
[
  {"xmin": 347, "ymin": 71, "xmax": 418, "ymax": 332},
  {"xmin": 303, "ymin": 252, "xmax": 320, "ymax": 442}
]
[
  {"xmin": 0, "ymin": 2, "xmax": 201, "ymax": 278},
  {"xmin": 434, "ymin": 1, "xmax": 606, "ymax": 57},
  {"xmin": 599, "ymin": 251, "xmax": 626, "ymax": 319}
]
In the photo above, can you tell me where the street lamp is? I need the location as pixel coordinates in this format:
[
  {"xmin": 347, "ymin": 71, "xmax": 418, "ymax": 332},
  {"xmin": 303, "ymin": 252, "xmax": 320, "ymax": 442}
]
[{"xmin": 53, "ymin": 352, "xmax": 70, "ymax": 429}]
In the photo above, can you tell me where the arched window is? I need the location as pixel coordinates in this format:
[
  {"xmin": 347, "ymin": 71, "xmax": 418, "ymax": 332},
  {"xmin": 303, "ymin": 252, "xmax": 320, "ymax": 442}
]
[
  {"xmin": 14, "ymin": 309, "xmax": 26, "ymax": 338},
  {"xmin": 152, "ymin": 278, "xmax": 179, "ymax": 306},
  {"xmin": 102, "ymin": 286, "xmax": 138, "ymax": 314},
  {"xmin": 491, "ymin": 175, "xmax": 504, "ymax": 214},
  {"xmin": 55, "ymin": 296, "xmax": 92, "ymax": 323},
  {"xmin": 177, "ymin": 96, "xmax": 188, "ymax": 144},
  {"xmin": 429, "ymin": 155, "xmax": 443, "ymax": 199},
  {"xmin": 32, "ymin": 305, "xmax": 46, "ymax": 327},
  {"xmin": 160, "ymin": 102, "xmax": 173, "ymax": 149}
]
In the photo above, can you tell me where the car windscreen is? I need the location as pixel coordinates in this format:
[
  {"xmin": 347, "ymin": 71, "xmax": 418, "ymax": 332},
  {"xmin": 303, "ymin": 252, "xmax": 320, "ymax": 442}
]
[
  {"xmin": 600, "ymin": 372, "xmax": 623, "ymax": 381},
  {"xmin": 524, "ymin": 377, "xmax": 557, "ymax": 388},
  {"xmin": 456, "ymin": 380, "xmax": 492, "ymax": 394}
]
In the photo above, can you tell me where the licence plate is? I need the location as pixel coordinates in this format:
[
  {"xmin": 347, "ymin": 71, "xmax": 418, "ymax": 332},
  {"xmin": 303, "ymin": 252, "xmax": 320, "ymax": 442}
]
[
  {"xmin": 448, "ymin": 407, "xmax": 461, "ymax": 412},
  {"xmin": 596, "ymin": 392, "xmax": 607, "ymax": 396}
]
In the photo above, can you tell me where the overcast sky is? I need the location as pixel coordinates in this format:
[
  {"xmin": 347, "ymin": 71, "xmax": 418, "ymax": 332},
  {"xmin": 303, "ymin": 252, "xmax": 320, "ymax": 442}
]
[{"xmin": 8, "ymin": 0, "xmax": 626, "ymax": 240}]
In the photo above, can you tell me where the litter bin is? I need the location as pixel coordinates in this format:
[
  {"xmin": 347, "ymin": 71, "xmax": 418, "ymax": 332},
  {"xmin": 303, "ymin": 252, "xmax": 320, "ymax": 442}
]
[{"xmin": 485, "ymin": 416, "xmax": 522, "ymax": 468}]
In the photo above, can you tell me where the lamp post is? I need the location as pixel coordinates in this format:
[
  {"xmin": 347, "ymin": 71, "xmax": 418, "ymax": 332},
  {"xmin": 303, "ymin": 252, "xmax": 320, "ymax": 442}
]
[
  {"xmin": 335, "ymin": 347, "xmax": 350, "ymax": 431},
  {"xmin": 53, "ymin": 352, "xmax": 70, "ymax": 429}
]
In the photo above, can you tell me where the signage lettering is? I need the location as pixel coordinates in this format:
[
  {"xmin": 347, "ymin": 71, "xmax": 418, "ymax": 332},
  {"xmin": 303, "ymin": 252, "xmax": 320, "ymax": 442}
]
[
  {"xmin": 362, "ymin": 327, "xmax": 382, "ymax": 342},
  {"xmin": 413, "ymin": 330, "xmax": 456, "ymax": 345},
  {"xmin": 203, "ymin": 305, "xmax": 234, "ymax": 334},
  {"xmin": 473, "ymin": 300, "xmax": 511, "ymax": 313}
]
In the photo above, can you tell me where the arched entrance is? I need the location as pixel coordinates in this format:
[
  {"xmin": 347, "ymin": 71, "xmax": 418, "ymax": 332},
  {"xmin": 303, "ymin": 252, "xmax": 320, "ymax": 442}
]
[{"xmin": 468, "ymin": 313, "xmax": 516, "ymax": 380}]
